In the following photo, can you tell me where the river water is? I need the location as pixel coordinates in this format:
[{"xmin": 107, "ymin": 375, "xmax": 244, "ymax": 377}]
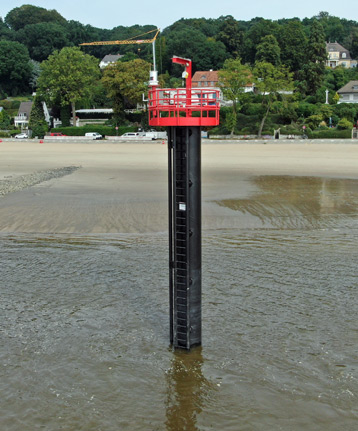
[{"xmin": 1, "ymin": 175, "xmax": 358, "ymax": 430}]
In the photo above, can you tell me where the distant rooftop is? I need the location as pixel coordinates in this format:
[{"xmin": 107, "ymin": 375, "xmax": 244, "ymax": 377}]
[{"xmin": 337, "ymin": 80, "xmax": 358, "ymax": 94}]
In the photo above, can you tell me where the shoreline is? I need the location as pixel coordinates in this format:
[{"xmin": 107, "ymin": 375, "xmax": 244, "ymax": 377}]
[{"xmin": 1, "ymin": 141, "xmax": 358, "ymax": 233}]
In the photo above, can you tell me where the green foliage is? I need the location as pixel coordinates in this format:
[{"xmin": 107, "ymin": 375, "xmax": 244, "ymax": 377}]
[
  {"xmin": 29, "ymin": 97, "xmax": 48, "ymax": 138},
  {"xmin": 60, "ymin": 105, "xmax": 71, "ymax": 127},
  {"xmin": 102, "ymin": 59, "xmax": 151, "ymax": 122},
  {"xmin": 336, "ymin": 117, "xmax": 353, "ymax": 129},
  {"xmin": 278, "ymin": 20, "xmax": 307, "ymax": 73},
  {"xmin": 333, "ymin": 103, "xmax": 358, "ymax": 122},
  {"xmin": 17, "ymin": 22, "xmax": 70, "ymax": 62},
  {"xmin": 0, "ymin": 40, "xmax": 32, "ymax": 96},
  {"xmin": 301, "ymin": 20, "xmax": 327, "ymax": 96},
  {"xmin": 219, "ymin": 57, "xmax": 251, "ymax": 111},
  {"xmin": 5, "ymin": 5, "xmax": 66, "ymax": 31},
  {"xmin": 308, "ymin": 128, "xmax": 352, "ymax": 138},
  {"xmin": 255, "ymin": 35, "xmax": 281, "ymax": 65},
  {"xmin": 164, "ymin": 26, "xmax": 227, "ymax": 73},
  {"xmin": 37, "ymin": 47, "xmax": 100, "ymax": 125},
  {"xmin": 253, "ymin": 61, "xmax": 294, "ymax": 136},
  {"xmin": 0, "ymin": 109, "xmax": 11, "ymax": 129},
  {"xmin": 305, "ymin": 114, "xmax": 324, "ymax": 129},
  {"xmin": 217, "ymin": 16, "xmax": 243, "ymax": 58}
]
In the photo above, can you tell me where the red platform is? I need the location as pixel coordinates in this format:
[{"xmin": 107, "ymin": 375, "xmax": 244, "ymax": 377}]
[
  {"xmin": 148, "ymin": 87, "xmax": 220, "ymax": 127},
  {"xmin": 148, "ymin": 56, "xmax": 220, "ymax": 127}
]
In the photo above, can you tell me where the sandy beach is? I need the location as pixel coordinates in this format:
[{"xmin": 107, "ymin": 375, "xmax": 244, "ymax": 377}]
[{"xmin": 1, "ymin": 140, "xmax": 358, "ymax": 233}]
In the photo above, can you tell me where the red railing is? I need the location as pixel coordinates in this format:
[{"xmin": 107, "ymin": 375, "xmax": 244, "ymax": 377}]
[{"xmin": 148, "ymin": 88, "xmax": 220, "ymax": 127}]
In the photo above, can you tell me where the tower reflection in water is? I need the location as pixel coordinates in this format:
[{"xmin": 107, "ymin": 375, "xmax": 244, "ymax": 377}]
[{"xmin": 165, "ymin": 348, "xmax": 214, "ymax": 431}]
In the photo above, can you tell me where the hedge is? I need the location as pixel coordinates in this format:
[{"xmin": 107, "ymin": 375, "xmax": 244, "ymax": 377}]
[
  {"xmin": 50, "ymin": 125, "xmax": 136, "ymax": 136},
  {"xmin": 308, "ymin": 129, "xmax": 352, "ymax": 139}
]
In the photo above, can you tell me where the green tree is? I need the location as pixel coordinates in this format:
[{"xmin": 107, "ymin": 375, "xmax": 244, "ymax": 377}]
[
  {"xmin": 302, "ymin": 20, "xmax": 327, "ymax": 96},
  {"xmin": 28, "ymin": 97, "xmax": 48, "ymax": 138},
  {"xmin": 17, "ymin": 22, "xmax": 70, "ymax": 62},
  {"xmin": 218, "ymin": 58, "xmax": 251, "ymax": 135},
  {"xmin": 0, "ymin": 40, "xmax": 32, "ymax": 96},
  {"xmin": 5, "ymin": 5, "xmax": 66, "ymax": 31},
  {"xmin": 37, "ymin": 47, "xmax": 100, "ymax": 126},
  {"xmin": 165, "ymin": 27, "xmax": 227, "ymax": 73},
  {"xmin": 255, "ymin": 35, "xmax": 281, "ymax": 65},
  {"xmin": 241, "ymin": 19, "xmax": 280, "ymax": 64},
  {"xmin": 217, "ymin": 16, "xmax": 243, "ymax": 58},
  {"xmin": 349, "ymin": 28, "xmax": 358, "ymax": 59},
  {"xmin": 0, "ymin": 109, "xmax": 11, "ymax": 129},
  {"xmin": 102, "ymin": 59, "xmax": 151, "ymax": 122},
  {"xmin": 278, "ymin": 20, "xmax": 307, "ymax": 73},
  {"xmin": 0, "ymin": 17, "xmax": 14, "ymax": 40},
  {"xmin": 253, "ymin": 61, "xmax": 294, "ymax": 137}
]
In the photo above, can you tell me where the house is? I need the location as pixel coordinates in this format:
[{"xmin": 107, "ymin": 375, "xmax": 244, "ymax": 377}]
[
  {"xmin": 15, "ymin": 100, "xmax": 52, "ymax": 129},
  {"xmin": 191, "ymin": 70, "xmax": 225, "ymax": 102},
  {"xmin": 337, "ymin": 80, "xmax": 358, "ymax": 103},
  {"xmin": 99, "ymin": 54, "xmax": 123, "ymax": 69},
  {"xmin": 14, "ymin": 102, "xmax": 33, "ymax": 129},
  {"xmin": 326, "ymin": 42, "xmax": 357, "ymax": 68},
  {"xmin": 192, "ymin": 70, "xmax": 219, "ymax": 88}
]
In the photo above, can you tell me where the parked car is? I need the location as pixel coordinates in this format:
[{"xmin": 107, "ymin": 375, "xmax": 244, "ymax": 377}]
[
  {"xmin": 50, "ymin": 132, "xmax": 67, "ymax": 136},
  {"xmin": 85, "ymin": 132, "xmax": 102, "ymax": 140},
  {"xmin": 15, "ymin": 133, "xmax": 28, "ymax": 139}
]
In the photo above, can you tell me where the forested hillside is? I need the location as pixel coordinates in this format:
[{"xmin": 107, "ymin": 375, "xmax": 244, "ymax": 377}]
[
  {"xmin": 1, "ymin": 5, "xmax": 358, "ymax": 97},
  {"xmin": 1, "ymin": 5, "xmax": 358, "ymax": 137}
]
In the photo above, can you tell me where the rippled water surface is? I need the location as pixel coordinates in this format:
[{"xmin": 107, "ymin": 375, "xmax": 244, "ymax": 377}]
[{"xmin": 1, "ymin": 176, "xmax": 358, "ymax": 430}]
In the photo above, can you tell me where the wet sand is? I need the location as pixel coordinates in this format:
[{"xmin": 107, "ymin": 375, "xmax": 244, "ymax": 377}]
[{"xmin": 1, "ymin": 140, "xmax": 358, "ymax": 233}]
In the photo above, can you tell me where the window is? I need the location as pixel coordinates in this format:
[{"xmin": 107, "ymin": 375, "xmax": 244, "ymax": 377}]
[{"xmin": 342, "ymin": 52, "xmax": 347, "ymax": 58}]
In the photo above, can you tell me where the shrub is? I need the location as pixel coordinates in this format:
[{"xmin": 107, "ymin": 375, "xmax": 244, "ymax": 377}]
[
  {"xmin": 336, "ymin": 118, "xmax": 353, "ymax": 130},
  {"xmin": 308, "ymin": 128, "xmax": 352, "ymax": 139}
]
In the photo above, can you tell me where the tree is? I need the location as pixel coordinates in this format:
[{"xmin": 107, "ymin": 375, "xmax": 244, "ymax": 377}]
[
  {"xmin": 302, "ymin": 20, "xmax": 327, "ymax": 96},
  {"xmin": 217, "ymin": 16, "xmax": 243, "ymax": 58},
  {"xmin": 164, "ymin": 27, "xmax": 227, "ymax": 73},
  {"xmin": 16, "ymin": 22, "xmax": 70, "ymax": 62},
  {"xmin": 218, "ymin": 58, "xmax": 251, "ymax": 135},
  {"xmin": 241, "ymin": 19, "xmax": 280, "ymax": 64},
  {"xmin": 255, "ymin": 35, "xmax": 281, "ymax": 65},
  {"xmin": 0, "ymin": 17, "xmax": 14, "ymax": 40},
  {"xmin": 28, "ymin": 97, "xmax": 48, "ymax": 138},
  {"xmin": 5, "ymin": 5, "xmax": 66, "ymax": 31},
  {"xmin": 278, "ymin": 20, "xmax": 307, "ymax": 73},
  {"xmin": 0, "ymin": 40, "xmax": 32, "ymax": 96},
  {"xmin": 253, "ymin": 61, "xmax": 294, "ymax": 137},
  {"xmin": 0, "ymin": 109, "xmax": 11, "ymax": 130},
  {"xmin": 37, "ymin": 47, "xmax": 100, "ymax": 126},
  {"xmin": 29, "ymin": 60, "xmax": 41, "ymax": 91},
  {"xmin": 102, "ymin": 59, "xmax": 151, "ymax": 122}
]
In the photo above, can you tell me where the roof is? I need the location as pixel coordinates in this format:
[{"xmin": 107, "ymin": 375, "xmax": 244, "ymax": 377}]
[
  {"xmin": 17, "ymin": 101, "xmax": 33, "ymax": 117},
  {"xmin": 326, "ymin": 42, "xmax": 352, "ymax": 59},
  {"xmin": 192, "ymin": 71, "xmax": 219, "ymax": 83},
  {"xmin": 101, "ymin": 54, "xmax": 123, "ymax": 63},
  {"xmin": 337, "ymin": 80, "xmax": 358, "ymax": 94}
]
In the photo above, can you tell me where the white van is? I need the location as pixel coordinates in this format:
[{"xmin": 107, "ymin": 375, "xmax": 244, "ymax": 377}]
[{"xmin": 85, "ymin": 132, "xmax": 102, "ymax": 140}]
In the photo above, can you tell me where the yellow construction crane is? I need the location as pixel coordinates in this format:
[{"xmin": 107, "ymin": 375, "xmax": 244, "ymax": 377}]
[
  {"xmin": 79, "ymin": 28, "xmax": 160, "ymax": 46},
  {"xmin": 80, "ymin": 28, "xmax": 160, "ymax": 86}
]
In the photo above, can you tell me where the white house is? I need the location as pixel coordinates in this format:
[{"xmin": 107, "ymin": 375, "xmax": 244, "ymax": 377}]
[
  {"xmin": 337, "ymin": 80, "xmax": 358, "ymax": 103},
  {"xmin": 99, "ymin": 54, "xmax": 123, "ymax": 69}
]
